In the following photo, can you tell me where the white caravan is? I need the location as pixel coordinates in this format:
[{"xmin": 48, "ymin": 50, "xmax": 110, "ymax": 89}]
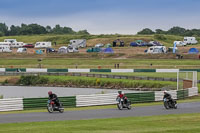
[
  {"xmin": 35, "ymin": 42, "xmax": 52, "ymax": 48},
  {"xmin": 0, "ymin": 43, "xmax": 12, "ymax": 52},
  {"xmin": 69, "ymin": 39, "xmax": 86, "ymax": 48},
  {"xmin": 10, "ymin": 42, "xmax": 24, "ymax": 48},
  {"xmin": 183, "ymin": 37, "xmax": 198, "ymax": 45},
  {"xmin": 4, "ymin": 39, "xmax": 24, "ymax": 48},
  {"xmin": 174, "ymin": 41, "xmax": 186, "ymax": 46},
  {"xmin": 147, "ymin": 46, "xmax": 167, "ymax": 54}
]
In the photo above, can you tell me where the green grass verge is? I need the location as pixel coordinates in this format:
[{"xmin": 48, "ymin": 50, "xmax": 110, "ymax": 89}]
[
  {"xmin": 1, "ymin": 58, "xmax": 200, "ymax": 68},
  {"xmin": 0, "ymin": 113, "xmax": 200, "ymax": 133}
]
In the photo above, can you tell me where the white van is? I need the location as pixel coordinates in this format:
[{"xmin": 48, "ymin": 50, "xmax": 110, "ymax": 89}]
[
  {"xmin": 0, "ymin": 43, "xmax": 12, "ymax": 52},
  {"xmin": 17, "ymin": 48, "xmax": 27, "ymax": 53},
  {"xmin": 69, "ymin": 39, "xmax": 86, "ymax": 48},
  {"xmin": 68, "ymin": 46, "xmax": 79, "ymax": 53},
  {"xmin": 183, "ymin": 37, "xmax": 198, "ymax": 45},
  {"xmin": 146, "ymin": 46, "xmax": 167, "ymax": 54},
  {"xmin": 35, "ymin": 42, "xmax": 52, "ymax": 48},
  {"xmin": 174, "ymin": 41, "xmax": 186, "ymax": 46}
]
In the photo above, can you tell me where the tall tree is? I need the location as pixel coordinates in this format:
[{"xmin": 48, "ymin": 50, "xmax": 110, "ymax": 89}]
[{"xmin": 0, "ymin": 23, "xmax": 8, "ymax": 36}]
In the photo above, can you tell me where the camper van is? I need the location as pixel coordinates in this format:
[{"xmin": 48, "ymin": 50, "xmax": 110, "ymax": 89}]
[
  {"xmin": 183, "ymin": 37, "xmax": 198, "ymax": 45},
  {"xmin": 35, "ymin": 42, "xmax": 52, "ymax": 48},
  {"xmin": 146, "ymin": 46, "xmax": 167, "ymax": 54},
  {"xmin": 0, "ymin": 43, "xmax": 12, "ymax": 52},
  {"xmin": 174, "ymin": 41, "xmax": 186, "ymax": 46},
  {"xmin": 69, "ymin": 39, "xmax": 86, "ymax": 48}
]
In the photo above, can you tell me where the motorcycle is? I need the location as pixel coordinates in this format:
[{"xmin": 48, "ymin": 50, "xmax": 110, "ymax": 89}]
[
  {"xmin": 116, "ymin": 97, "xmax": 131, "ymax": 110},
  {"xmin": 163, "ymin": 98, "xmax": 177, "ymax": 109},
  {"xmin": 47, "ymin": 100, "xmax": 64, "ymax": 113}
]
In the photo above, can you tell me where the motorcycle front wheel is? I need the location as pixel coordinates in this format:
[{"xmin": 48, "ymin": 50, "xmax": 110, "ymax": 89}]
[
  {"xmin": 164, "ymin": 102, "xmax": 169, "ymax": 109},
  {"xmin": 127, "ymin": 104, "xmax": 131, "ymax": 110},
  {"xmin": 117, "ymin": 103, "xmax": 123, "ymax": 110},
  {"xmin": 47, "ymin": 105, "xmax": 54, "ymax": 113}
]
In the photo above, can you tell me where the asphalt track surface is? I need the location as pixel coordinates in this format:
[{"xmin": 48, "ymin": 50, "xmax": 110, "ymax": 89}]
[{"xmin": 0, "ymin": 102, "xmax": 200, "ymax": 124}]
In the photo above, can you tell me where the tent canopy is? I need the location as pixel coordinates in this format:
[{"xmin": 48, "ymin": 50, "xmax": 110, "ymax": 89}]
[
  {"xmin": 188, "ymin": 48, "xmax": 199, "ymax": 54},
  {"xmin": 103, "ymin": 47, "xmax": 114, "ymax": 53}
]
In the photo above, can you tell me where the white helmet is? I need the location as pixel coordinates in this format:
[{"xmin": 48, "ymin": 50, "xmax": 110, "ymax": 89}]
[{"xmin": 164, "ymin": 90, "xmax": 167, "ymax": 93}]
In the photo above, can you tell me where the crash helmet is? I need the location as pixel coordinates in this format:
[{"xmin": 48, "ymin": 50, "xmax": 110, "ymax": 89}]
[
  {"xmin": 48, "ymin": 91, "xmax": 52, "ymax": 95},
  {"xmin": 164, "ymin": 90, "xmax": 167, "ymax": 94},
  {"xmin": 118, "ymin": 91, "xmax": 122, "ymax": 94}
]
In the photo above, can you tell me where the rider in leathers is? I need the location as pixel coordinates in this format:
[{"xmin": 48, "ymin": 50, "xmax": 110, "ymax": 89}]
[{"xmin": 48, "ymin": 91, "xmax": 60, "ymax": 107}]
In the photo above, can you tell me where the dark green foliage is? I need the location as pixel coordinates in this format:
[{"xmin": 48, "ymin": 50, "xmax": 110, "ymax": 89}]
[
  {"xmin": 137, "ymin": 28, "xmax": 155, "ymax": 35},
  {"xmin": 0, "ymin": 22, "xmax": 90, "ymax": 36},
  {"xmin": 138, "ymin": 26, "xmax": 200, "ymax": 36}
]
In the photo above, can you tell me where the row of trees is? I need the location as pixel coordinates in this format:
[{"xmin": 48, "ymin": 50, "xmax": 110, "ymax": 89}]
[
  {"xmin": 0, "ymin": 23, "xmax": 89, "ymax": 36},
  {"xmin": 137, "ymin": 27, "xmax": 200, "ymax": 36}
]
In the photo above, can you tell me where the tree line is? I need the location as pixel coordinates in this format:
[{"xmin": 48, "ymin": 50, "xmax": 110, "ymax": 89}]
[
  {"xmin": 137, "ymin": 26, "xmax": 200, "ymax": 36},
  {"xmin": 0, "ymin": 22, "xmax": 89, "ymax": 36}
]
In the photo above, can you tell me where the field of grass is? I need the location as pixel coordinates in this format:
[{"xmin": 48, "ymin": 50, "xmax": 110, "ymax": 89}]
[
  {"xmin": 0, "ymin": 34, "xmax": 199, "ymax": 47},
  {"xmin": 0, "ymin": 113, "xmax": 200, "ymax": 133},
  {"xmin": 0, "ymin": 58, "xmax": 200, "ymax": 68}
]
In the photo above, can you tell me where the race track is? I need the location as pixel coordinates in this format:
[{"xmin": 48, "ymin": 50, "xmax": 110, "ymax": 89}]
[{"xmin": 0, "ymin": 102, "xmax": 200, "ymax": 124}]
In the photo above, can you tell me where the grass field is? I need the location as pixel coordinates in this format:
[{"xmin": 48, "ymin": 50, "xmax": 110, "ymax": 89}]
[
  {"xmin": 0, "ymin": 58, "xmax": 200, "ymax": 68},
  {"xmin": 0, "ymin": 113, "xmax": 200, "ymax": 133}
]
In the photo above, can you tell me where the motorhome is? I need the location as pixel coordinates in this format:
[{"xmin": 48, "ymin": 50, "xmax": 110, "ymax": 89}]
[
  {"xmin": 183, "ymin": 37, "xmax": 198, "ymax": 45},
  {"xmin": 0, "ymin": 43, "xmax": 12, "ymax": 52},
  {"xmin": 146, "ymin": 46, "xmax": 167, "ymax": 54},
  {"xmin": 174, "ymin": 41, "xmax": 186, "ymax": 46},
  {"xmin": 69, "ymin": 39, "xmax": 86, "ymax": 48},
  {"xmin": 35, "ymin": 42, "xmax": 52, "ymax": 48}
]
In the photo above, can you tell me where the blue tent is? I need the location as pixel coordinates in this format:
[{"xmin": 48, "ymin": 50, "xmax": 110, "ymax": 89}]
[
  {"xmin": 188, "ymin": 48, "xmax": 199, "ymax": 54},
  {"xmin": 103, "ymin": 47, "xmax": 114, "ymax": 53}
]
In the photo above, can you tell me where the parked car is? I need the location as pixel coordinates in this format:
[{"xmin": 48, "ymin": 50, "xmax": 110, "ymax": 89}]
[
  {"xmin": 95, "ymin": 43, "xmax": 104, "ymax": 48},
  {"xmin": 46, "ymin": 48, "xmax": 56, "ymax": 53},
  {"xmin": 23, "ymin": 44, "xmax": 34, "ymax": 48},
  {"xmin": 17, "ymin": 48, "xmax": 27, "ymax": 53},
  {"xmin": 130, "ymin": 42, "xmax": 139, "ymax": 47}
]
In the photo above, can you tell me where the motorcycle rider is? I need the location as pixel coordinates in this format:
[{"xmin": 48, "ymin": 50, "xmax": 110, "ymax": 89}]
[
  {"xmin": 48, "ymin": 91, "xmax": 61, "ymax": 107},
  {"xmin": 163, "ymin": 90, "xmax": 174, "ymax": 104},
  {"xmin": 117, "ymin": 91, "xmax": 127, "ymax": 104}
]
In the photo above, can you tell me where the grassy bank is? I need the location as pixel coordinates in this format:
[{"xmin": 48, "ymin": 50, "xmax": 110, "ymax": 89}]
[
  {"xmin": 0, "ymin": 113, "xmax": 200, "ymax": 133},
  {"xmin": 0, "ymin": 34, "xmax": 193, "ymax": 47},
  {"xmin": 0, "ymin": 58, "xmax": 200, "ymax": 69}
]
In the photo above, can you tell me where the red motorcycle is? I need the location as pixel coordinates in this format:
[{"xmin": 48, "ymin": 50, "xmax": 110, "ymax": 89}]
[{"xmin": 47, "ymin": 100, "xmax": 64, "ymax": 113}]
